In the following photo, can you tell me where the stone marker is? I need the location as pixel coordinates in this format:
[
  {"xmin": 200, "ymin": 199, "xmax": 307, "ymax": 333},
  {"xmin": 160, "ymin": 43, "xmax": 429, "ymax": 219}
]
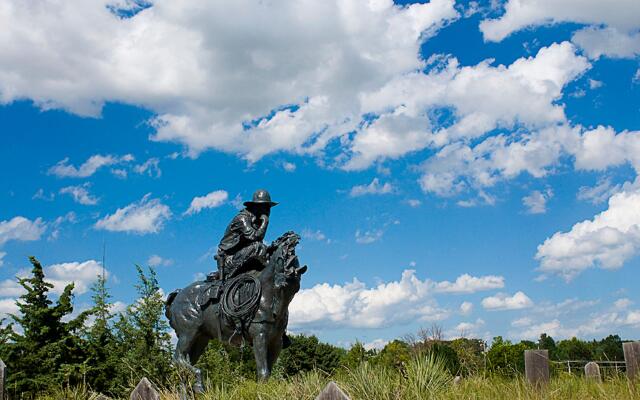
[
  {"xmin": 624, "ymin": 341, "xmax": 640, "ymax": 380},
  {"xmin": 130, "ymin": 377, "xmax": 160, "ymax": 400},
  {"xmin": 0, "ymin": 359, "xmax": 6, "ymax": 400},
  {"xmin": 524, "ymin": 350, "xmax": 549, "ymax": 386},
  {"xmin": 453, "ymin": 376, "xmax": 462, "ymax": 385},
  {"xmin": 584, "ymin": 362, "xmax": 601, "ymax": 383},
  {"xmin": 315, "ymin": 381, "xmax": 350, "ymax": 400}
]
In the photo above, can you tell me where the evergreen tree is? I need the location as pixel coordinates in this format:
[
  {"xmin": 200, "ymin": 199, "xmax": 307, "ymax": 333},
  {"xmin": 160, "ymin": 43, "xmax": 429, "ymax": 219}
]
[
  {"xmin": 111, "ymin": 265, "xmax": 172, "ymax": 391},
  {"xmin": 1, "ymin": 256, "xmax": 89, "ymax": 396}
]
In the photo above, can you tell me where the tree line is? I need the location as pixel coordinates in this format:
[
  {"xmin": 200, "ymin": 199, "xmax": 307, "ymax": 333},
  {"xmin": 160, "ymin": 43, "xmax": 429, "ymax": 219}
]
[{"xmin": 0, "ymin": 257, "xmax": 632, "ymax": 398}]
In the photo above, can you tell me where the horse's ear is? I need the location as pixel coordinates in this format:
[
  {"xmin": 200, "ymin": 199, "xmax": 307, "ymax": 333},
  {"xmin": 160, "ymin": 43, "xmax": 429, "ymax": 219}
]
[{"xmin": 296, "ymin": 265, "xmax": 308, "ymax": 275}]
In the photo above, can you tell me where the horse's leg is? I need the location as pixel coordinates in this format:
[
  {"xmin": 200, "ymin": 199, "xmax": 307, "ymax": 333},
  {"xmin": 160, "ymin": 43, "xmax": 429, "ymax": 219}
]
[
  {"xmin": 174, "ymin": 329, "xmax": 203, "ymax": 392},
  {"xmin": 253, "ymin": 330, "xmax": 270, "ymax": 381},
  {"xmin": 267, "ymin": 336, "xmax": 283, "ymax": 374},
  {"xmin": 188, "ymin": 334, "xmax": 210, "ymax": 393}
]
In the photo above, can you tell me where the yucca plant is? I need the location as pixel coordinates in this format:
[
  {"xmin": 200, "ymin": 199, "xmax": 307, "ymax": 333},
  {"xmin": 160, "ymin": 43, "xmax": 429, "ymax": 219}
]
[{"xmin": 403, "ymin": 352, "xmax": 452, "ymax": 399}]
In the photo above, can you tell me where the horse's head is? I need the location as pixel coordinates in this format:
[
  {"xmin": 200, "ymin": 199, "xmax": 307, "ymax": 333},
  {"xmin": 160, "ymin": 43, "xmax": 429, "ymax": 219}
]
[{"xmin": 268, "ymin": 231, "xmax": 307, "ymax": 292}]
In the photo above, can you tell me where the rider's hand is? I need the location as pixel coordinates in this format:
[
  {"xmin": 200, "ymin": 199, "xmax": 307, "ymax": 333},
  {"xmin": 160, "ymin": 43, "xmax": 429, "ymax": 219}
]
[{"xmin": 260, "ymin": 214, "xmax": 269, "ymax": 225}]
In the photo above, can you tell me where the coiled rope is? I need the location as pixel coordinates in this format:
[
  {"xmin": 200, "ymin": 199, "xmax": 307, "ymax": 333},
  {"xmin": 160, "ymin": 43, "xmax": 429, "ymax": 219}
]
[{"xmin": 220, "ymin": 274, "xmax": 261, "ymax": 343}]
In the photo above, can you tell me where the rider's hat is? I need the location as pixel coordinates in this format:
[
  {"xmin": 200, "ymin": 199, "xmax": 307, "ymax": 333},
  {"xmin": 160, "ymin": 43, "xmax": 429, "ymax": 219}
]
[{"xmin": 244, "ymin": 189, "xmax": 278, "ymax": 207}]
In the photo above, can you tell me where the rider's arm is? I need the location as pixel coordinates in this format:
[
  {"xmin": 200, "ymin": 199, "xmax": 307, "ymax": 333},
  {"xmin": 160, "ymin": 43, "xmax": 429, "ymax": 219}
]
[{"xmin": 239, "ymin": 213, "xmax": 268, "ymax": 241}]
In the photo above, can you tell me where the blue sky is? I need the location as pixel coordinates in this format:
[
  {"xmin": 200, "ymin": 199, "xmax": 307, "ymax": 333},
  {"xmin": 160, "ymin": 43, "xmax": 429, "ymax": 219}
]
[{"xmin": 1, "ymin": 0, "xmax": 640, "ymax": 349}]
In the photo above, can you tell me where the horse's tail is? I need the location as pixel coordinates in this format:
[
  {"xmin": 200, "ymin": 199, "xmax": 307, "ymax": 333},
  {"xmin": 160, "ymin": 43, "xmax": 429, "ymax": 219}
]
[{"xmin": 165, "ymin": 289, "xmax": 180, "ymax": 320}]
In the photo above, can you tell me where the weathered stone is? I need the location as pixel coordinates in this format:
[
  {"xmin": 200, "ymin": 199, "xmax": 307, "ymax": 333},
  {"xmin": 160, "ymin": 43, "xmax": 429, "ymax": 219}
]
[
  {"xmin": 130, "ymin": 377, "xmax": 160, "ymax": 400},
  {"xmin": 584, "ymin": 362, "xmax": 601, "ymax": 383},
  {"xmin": 624, "ymin": 341, "xmax": 640, "ymax": 380},
  {"xmin": 0, "ymin": 359, "xmax": 6, "ymax": 400},
  {"xmin": 453, "ymin": 376, "xmax": 462, "ymax": 385},
  {"xmin": 524, "ymin": 350, "xmax": 549, "ymax": 386},
  {"xmin": 315, "ymin": 381, "xmax": 350, "ymax": 400}
]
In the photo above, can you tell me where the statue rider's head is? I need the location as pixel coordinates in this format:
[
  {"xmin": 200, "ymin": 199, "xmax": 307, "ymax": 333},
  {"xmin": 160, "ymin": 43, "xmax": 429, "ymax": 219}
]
[{"xmin": 243, "ymin": 189, "xmax": 278, "ymax": 217}]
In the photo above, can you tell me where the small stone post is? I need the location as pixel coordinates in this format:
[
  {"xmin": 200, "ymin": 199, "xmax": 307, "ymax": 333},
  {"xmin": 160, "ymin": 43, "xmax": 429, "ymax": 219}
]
[
  {"xmin": 584, "ymin": 362, "xmax": 601, "ymax": 383},
  {"xmin": 0, "ymin": 359, "xmax": 5, "ymax": 400},
  {"xmin": 130, "ymin": 377, "xmax": 160, "ymax": 400},
  {"xmin": 524, "ymin": 350, "xmax": 549, "ymax": 386},
  {"xmin": 315, "ymin": 381, "xmax": 350, "ymax": 400},
  {"xmin": 624, "ymin": 341, "xmax": 640, "ymax": 380}
]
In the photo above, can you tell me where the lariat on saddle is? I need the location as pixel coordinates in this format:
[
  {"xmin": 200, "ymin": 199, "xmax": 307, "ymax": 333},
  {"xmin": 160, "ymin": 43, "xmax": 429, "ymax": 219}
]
[{"xmin": 220, "ymin": 274, "xmax": 262, "ymax": 344}]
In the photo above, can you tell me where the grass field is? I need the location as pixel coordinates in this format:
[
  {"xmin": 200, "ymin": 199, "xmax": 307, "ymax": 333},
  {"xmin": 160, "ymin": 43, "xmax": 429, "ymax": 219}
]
[{"xmin": 41, "ymin": 355, "xmax": 639, "ymax": 400}]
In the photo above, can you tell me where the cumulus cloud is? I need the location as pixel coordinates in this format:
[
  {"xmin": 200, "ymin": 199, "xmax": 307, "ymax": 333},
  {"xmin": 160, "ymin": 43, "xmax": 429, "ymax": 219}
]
[
  {"xmin": 0, "ymin": 298, "xmax": 19, "ymax": 318},
  {"xmin": 536, "ymin": 187, "xmax": 640, "ymax": 280},
  {"xmin": 482, "ymin": 291, "xmax": 533, "ymax": 311},
  {"xmin": 480, "ymin": 0, "xmax": 640, "ymax": 43},
  {"xmin": 184, "ymin": 190, "xmax": 228, "ymax": 215},
  {"xmin": 459, "ymin": 301, "xmax": 474, "ymax": 316},
  {"xmin": 449, "ymin": 318, "xmax": 485, "ymax": 338},
  {"xmin": 0, "ymin": 216, "xmax": 46, "ymax": 246},
  {"xmin": 434, "ymin": 274, "xmax": 504, "ymax": 294},
  {"xmin": 147, "ymin": 254, "xmax": 173, "ymax": 267},
  {"xmin": 289, "ymin": 269, "xmax": 448, "ymax": 329},
  {"xmin": 46, "ymin": 260, "xmax": 105, "ymax": 295},
  {"xmin": 349, "ymin": 178, "xmax": 394, "ymax": 197},
  {"xmin": 0, "ymin": 0, "xmax": 458, "ymax": 161},
  {"xmin": 48, "ymin": 154, "xmax": 133, "ymax": 178},
  {"xmin": 59, "ymin": 184, "xmax": 99, "ymax": 205},
  {"xmin": 95, "ymin": 194, "xmax": 171, "ymax": 234},
  {"xmin": 577, "ymin": 177, "xmax": 621, "ymax": 205},
  {"xmin": 523, "ymin": 189, "xmax": 553, "ymax": 214}
]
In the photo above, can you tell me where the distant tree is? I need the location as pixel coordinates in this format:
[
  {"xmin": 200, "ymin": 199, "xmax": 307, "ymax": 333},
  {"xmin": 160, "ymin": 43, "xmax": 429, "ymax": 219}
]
[
  {"xmin": 556, "ymin": 337, "xmax": 593, "ymax": 361},
  {"xmin": 110, "ymin": 265, "xmax": 172, "ymax": 391},
  {"xmin": 487, "ymin": 336, "xmax": 535, "ymax": 377},
  {"xmin": 593, "ymin": 335, "xmax": 624, "ymax": 361},
  {"xmin": 538, "ymin": 333, "xmax": 557, "ymax": 359},
  {"xmin": 449, "ymin": 338, "xmax": 485, "ymax": 376},
  {"xmin": 374, "ymin": 340, "xmax": 412, "ymax": 370},
  {"xmin": 0, "ymin": 256, "xmax": 89, "ymax": 396},
  {"xmin": 276, "ymin": 334, "xmax": 345, "ymax": 376},
  {"xmin": 342, "ymin": 340, "xmax": 374, "ymax": 370}
]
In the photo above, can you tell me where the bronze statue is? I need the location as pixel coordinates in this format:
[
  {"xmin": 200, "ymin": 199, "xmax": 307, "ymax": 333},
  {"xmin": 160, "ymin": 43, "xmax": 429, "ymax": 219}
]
[{"xmin": 165, "ymin": 190, "xmax": 307, "ymax": 392}]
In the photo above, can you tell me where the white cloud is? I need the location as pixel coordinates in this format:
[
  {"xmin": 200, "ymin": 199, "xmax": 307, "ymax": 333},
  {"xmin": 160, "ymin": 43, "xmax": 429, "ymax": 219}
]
[
  {"xmin": 577, "ymin": 177, "xmax": 621, "ymax": 205},
  {"xmin": 355, "ymin": 229, "xmax": 384, "ymax": 244},
  {"xmin": 572, "ymin": 27, "xmax": 640, "ymax": 60},
  {"xmin": 0, "ymin": 298, "xmax": 19, "ymax": 318},
  {"xmin": 588, "ymin": 79, "xmax": 603, "ymax": 90},
  {"xmin": 48, "ymin": 154, "xmax": 133, "ymax": 178},
  {"xmin": 184, "ymin": 190, "xmax": 228, "ymax": 215},
  {"xmin": 482, "ymin": 291, "xmax": 533, "ymax": 311},
  {"xmin": 0, "ymin": 216, "xmax": 46, "ymax": 246},
  {"xmin": 0, "ymin": 278, "xmax": 24, "ymax": 298},
  {"xmin": 95, "ymin": 194, "xmax": 171, "ymax": 234},
  {"xmin": 0, "ymin": 252, "xmax": 5, "ymax": 267},
  {"xmin": 459, "ymin": 301, "xmax": 473, "ymax": 316},
  {"xmin": 523, "ymin": 188, "xmax": 553, "ymax": 214},
  {"xmin": 0, "ymin": 0, "xmax": 458, "ymax": 161},
  {"xmin": 434, "ymin": 273, "xmax": 504, "ymax": 294},
  {"xmin": 511, "ymin": 317, "xmax": 533, "ymax": 328},
  {"xmin": 451, "ymin": 318, "xmax": 485, "ymax": 337},
  {"xmin": 133, "ymin": 157, "xmax": 162, "ymax": 178},
  {"xmin": 348, "ymin": 42, "xmax": 589, "ymax": 171},
  {"xmin": 282, "ymin": 162, "xmax": 297, "ymax": 172},
  {"xmin": 45, "ymin": 260, "xmax": 105, "ymax": 295},
  {"xmin": 289, "ymin": 269, "xmax": 448, "ymax": 329},
  {"xmin": 364, "ymin": 338, "xmax": 389, "ymax": 351},
  {"xmin": 573, "ymin": 126, "xmax": 640, "ymax": 172},
  {"xmin": 406, "ymin": 199, "xmax": 422, "ymax": 207},
  {"xmin": 147, "ymin": 254, "xmax": 173, "ymax": 267},
  {"xmin": 48, "ymin": 212, "xmax": 78, "ymax": 242},
  {"xmin": 59, "ymin": 184, "xmax": 99, "ymax": 205},
  {"xmin": 614, "ymin": 298, "xmax": 632, "ymax": 310},
  {"xmin": 349, "ymin": 178, "xmax": 394, "ymax": 197},
  {"xmin": 536, "ymin": 187, "xmax": 640, "ymax": 280},
  {"xmin": 302, "ymin": 229, "xmax": 328, "ymax": 243},
  {"xmin": 480, "ymin": 0, "xmax": 640, "ymax": 43}
]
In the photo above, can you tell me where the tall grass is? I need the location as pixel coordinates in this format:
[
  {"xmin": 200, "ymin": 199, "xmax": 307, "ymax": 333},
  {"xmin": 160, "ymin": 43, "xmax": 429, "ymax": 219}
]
[{"xmin": 42, "ymin": 365, "xmax": 639, "ymax": 399}]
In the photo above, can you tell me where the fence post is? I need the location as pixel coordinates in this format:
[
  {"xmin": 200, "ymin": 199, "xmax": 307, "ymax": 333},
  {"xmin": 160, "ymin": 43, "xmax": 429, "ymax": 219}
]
[
  {"xmin": 525, "ymin": 350, "xmax": 549, "ymax": 386},
  {"xmin": 0, "ymin": 359, "xmax": 5, "ymax": 400},
  {"xmin": 130, "ymin": 377, "xmax": 160, "ymax": 400},
  {"xmin": 624, "ymin": 341, "xmax": 640, "ymax": 380},
  {"xmin": 315, "ymin": 381, "xmax": 350, "ymax": 400},
  {"xmin": 584, "ymin": 362, "xmax": 601, "ymax": 383}
]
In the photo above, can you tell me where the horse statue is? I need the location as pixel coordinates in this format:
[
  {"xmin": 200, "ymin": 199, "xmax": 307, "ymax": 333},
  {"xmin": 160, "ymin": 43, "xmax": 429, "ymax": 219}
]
[{"xmin": 165, "ymin": 231, "xmax": 307, "ymax": 392}]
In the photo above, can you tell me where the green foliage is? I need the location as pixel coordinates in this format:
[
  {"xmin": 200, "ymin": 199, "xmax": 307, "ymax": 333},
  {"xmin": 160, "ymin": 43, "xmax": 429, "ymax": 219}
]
[
  {"xmin": 449, "ymin": 338, "xmax": 485, "ymax": 376},
  {"xmin": 425, "ymin": 342, "xmax": 460, "ymax": 376},
  {"xmin": 276, "ymin": 334, "xmax": 345, "ymax": 376},
  {"xmin": 486, "ymin": 336, "xmax": 535, "ymax": 377},
  {"xmin": 556, "ymin": 337, "xmax": 594, "ymax": 360},
  {"xmin": 374, "ymin": 340, "xmax": 412, "ymax": 370},
  {"xmin": 342, "ymin": 340, "xmax": 374, "ymax": 370},
  {"xmin": 592, "ymin": 334, "xmax": 624, "ymax": 361},
  {"xmin": 0, "ymin": 256, "xmax": 90, "ymax": 396}
]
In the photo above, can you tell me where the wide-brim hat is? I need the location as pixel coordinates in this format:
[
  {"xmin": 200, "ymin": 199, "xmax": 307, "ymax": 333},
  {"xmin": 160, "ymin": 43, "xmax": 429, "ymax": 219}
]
[{"xmin": 244, "ymin": 189, "xmax": 278, "ymax": 207}]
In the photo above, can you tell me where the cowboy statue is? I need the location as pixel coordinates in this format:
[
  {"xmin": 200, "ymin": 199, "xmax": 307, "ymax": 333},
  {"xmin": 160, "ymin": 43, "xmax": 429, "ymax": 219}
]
[{"xmin": 213, "ymin": 189, "xmax": 278, "ymax": 281}]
